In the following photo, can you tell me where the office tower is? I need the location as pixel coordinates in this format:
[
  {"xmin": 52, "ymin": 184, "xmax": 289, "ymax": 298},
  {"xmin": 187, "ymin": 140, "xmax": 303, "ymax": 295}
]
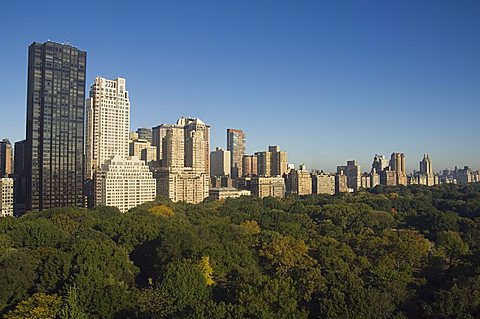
[
  {"xmin": 25, "ymin": 41, "xmax": 86, "ymax": 211},
  {"xmin": 210, "ymin": 147, "xmax": 231, "ymax": 177},
  {"xmin": 0, "ymin": 178, "xmax": 14, "ymax": 217},
  {"xmin": 312, "ymin": 172, "xmax": 335, "ymax": 195},
  {"xmin": 151, "ymin": 125, "xmax": 163, "ymax": 166},
  {"xmin": 372, "ymin": 154, "xmax": 389, "ymax": 174},
  {"xmin": 86, "ymin": 77, "xmax": 130, "ymax": 180},
  {"xmin": 337, "ymin": 160, "xmax": 361, "ymax": 191},
  {"xmin": 227, "ymin": 129, "xmax": 245, "ymax": 178},
  {"xmin": 390, "ymin": 152, "xmax": 407, "ymax": 185},
  {"xmin": 255, "ymin": 146, "xmax": 288, "ymax": 177},
  {"xmin": 242, "ymin": 154, "xmax": 258, "ymax": 177},
  {"xmin": 155, "ymin": 117, "xmax": 210, "ymax": 204},
  {"xmin": 136, "ymin": 127, "xmax": 152, "ymax": 143},
  {"xmin": 335, "ymin": 172, "xmax": 349, "ymax": 194},
  {"xmin": 287, "ymin": 164, "xmax": 312, "ymax": 195},
  {"xmin": 251, "ymin": 176, "xmax": 285, "ymax": 198},
  {"xmin": 95, "ymin": 156, "xmax": 156, "ymax": 213},
  {"xmin": 0, "ymin": 139, "xmax": 13, "ymax": 177},
  {"xmin": 13, "ymin": 140, "xmax": 27, "ymax": 215},
  {"xmin": 129, "ymin": 138, "xmax": 157, "ymax": 166}
]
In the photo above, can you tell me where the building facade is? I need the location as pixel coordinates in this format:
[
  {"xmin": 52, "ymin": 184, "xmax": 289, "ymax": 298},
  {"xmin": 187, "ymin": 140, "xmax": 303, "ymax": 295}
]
[
  {"xmin": 0, "ymin": 139, "xmax": 13, "ymax": 177},
  {"xmin": 210, "ymin": 147, "xmax": 231, "ymax": 177},
  {"xmin": 86, "ymin": 77, "xmax": 130, "ymax": 180},
  {"xmin": 0, "ymin": 178, "xmax": 14, "ymax": 217},
  {"xmin": 25, "ymin": 41, "xmax": 86, "ymax": 211},
  {"xmin": 251, "ymin": 176, "xmax": 285, "ymax": 198},
  {"xmin": 312, "ymin": 173, "xmax": 335, "ymax": 195},
  {"xmin": 13, "ymin": 140, "xmax": 27, "ymax": 215},
  {"xmin": 242, "ymin": 154, "xmax": 258, "ymax": 177},
  {"xmin": 390, "ymin": 152, "xmax": 407, "ymax": 185},
  {"xmin": 287, "ymin": 164, "xmax": 312, "ymax": 195},
  {"xmin": 94, "ymin": 155, "xmax": 156, "ymax": 213},
  {"xmin": 337, "ymin": 160, "xmax": 361, "ymax": 191},
  {"xmin": 227, "ymin": 129, "xmax": 245, "ymax": 178}
]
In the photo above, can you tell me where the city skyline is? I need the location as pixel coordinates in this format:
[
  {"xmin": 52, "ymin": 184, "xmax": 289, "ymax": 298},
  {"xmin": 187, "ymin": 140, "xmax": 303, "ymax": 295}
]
[{"xmin": 2, "ymin": 1, "xmax": 480, "ymax": 172}]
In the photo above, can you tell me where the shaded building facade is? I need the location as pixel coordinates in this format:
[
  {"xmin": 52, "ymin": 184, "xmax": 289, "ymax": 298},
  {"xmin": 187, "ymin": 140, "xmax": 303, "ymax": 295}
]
[{"xmin": 25, "ymin": 41, "xmax": 86, "ymax": 211}]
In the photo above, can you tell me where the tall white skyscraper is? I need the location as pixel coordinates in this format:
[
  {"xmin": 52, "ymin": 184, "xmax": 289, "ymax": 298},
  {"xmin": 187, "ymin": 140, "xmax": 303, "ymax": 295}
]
[{"xmin": 86, "ymin": 77, "xmax": 130, "ymax": 179}]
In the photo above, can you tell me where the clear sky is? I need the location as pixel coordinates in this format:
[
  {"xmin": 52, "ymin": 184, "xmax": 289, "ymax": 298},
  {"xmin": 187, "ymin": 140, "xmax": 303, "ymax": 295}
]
[{"xmin": 1, "ymin": 0, "xmax": 479, "ymax": 172}]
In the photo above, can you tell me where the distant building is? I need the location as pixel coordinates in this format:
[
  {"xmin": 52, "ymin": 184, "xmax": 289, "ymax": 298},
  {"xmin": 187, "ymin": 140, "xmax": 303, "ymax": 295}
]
[
  {"xmin": 372, "ymin": 154, "xmax": 389, "ymax": 174},
  {"xmin": 361, "ymin": 173, "xmax": 371, "ymax": 189},
  {"xmin": 251, "ymin": 176, "xmax": 285, "ymax": 198},
  {"xmin": 335, "ymin": 172, "xmax": 349, "ymax": 194},
  {"xmin": 287, "ymin": 164, "xmax": 312, "ymax": 195},
  {"xmin": 136, "ymin": 127, "xmax": 152, "ymax": 143},
  {"xmin": 210, "ymin": 147, "xmax": 231, "ymax": 177},
  {"xmin": 95, "ymin": 156, "xmax": 156, "ymax": 213},
  {"xmin": 370, "ymin": 169, "xmax": 380, "ymax": 188},
  {"xmin": 211, "ymin": 175, "xmax": 233, "ymax": 188},
  {"xmin": 381, "ymin": 169, "xmax": 397, "ymax": 186},
  {"xmin": 337, "ymin": 160, "xmax": 361, "ymax": 191},
  {"xmin": 129, "ymin": 138, "xmax": 157, "ymax": 166},
  {"xmin": 13, "ymin": 140, "xmax": 27, "ymax": 215},
  {"xmin": 0, "ymin": 139, "xmax": 13, "ymax": 177},
  {"xmin": 312, "ymin": 172, "xmax": 335, "ymax": 195},
  {"xmin": 155, "ymin": 168, "xmax": 209, "ymax": 204},
  {"xmin": 255, "ymin": 146, "xmax": 288, "ymax": 177},
  {"xmin": 0, "ymin": 178, "xmax": 14, "ymax": 217},
  {"xmin": 154, "ymin": 117, "xmax": 210, "ymax": 204},
  {"xmin": 242, "ymin": 154, "xmax": 258, "ymax": 177},
  {"xmin": 209, "ymin": 187, "xmax": 251, "ymax": 200},
  {"xmin": 390, "ymin": 152, "xmax": 407, "ymax": 185},
  {"xmin": 227, "ymin": 129, "xmax": 246, "ymax": 178},
  {"xmin": 418, "ymin": 154, "xmax": 435, "ymax": 186}
]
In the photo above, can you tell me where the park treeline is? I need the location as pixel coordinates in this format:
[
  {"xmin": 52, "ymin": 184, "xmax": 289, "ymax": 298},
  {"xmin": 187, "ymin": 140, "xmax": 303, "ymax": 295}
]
[{"xmin": 1, "ymin": 183, "xmax": 480, "ymax": 318}]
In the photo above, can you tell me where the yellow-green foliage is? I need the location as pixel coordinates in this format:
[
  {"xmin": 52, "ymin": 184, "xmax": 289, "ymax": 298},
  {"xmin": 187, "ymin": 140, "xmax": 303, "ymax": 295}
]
[
  {"xmin": 5, "ymin": 293, "xmax": 61, "ymax": 319},
  {"xmin": 149, "ymin": 205, "xmax": 174, "ymax": 217},
  {"xmin": 198, "ymin": 256, "xmax": 215, "ymax": 286},
  {"xmin": 240, "ymin": 220, "xmax": 261, "ymax": 235}
]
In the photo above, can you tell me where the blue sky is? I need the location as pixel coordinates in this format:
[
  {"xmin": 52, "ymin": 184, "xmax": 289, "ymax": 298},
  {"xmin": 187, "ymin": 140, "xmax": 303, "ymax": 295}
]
[{"xmin": 1, "ymin": 0, "xmax": 479, "ymax": 172}]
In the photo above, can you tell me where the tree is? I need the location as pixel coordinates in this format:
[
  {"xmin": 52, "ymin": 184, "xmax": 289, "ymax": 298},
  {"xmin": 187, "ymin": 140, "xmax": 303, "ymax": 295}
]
[
  {"xmin": 4, "ymin": 293, "xmax": 61, "ymax": 319},
  {"xmin": 58, "ymin": 285, "xmax": 89, "ymax": 319}
]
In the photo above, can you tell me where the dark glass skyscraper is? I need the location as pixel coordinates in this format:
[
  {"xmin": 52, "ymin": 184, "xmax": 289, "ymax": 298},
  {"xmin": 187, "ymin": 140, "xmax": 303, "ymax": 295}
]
[
  {"xmin": 227, "ymin": 128, "xmax": 245, "ymax": 178},
  {"xmin": 25, "ymin": 41, "xmax": 86, "ymax": 211}
]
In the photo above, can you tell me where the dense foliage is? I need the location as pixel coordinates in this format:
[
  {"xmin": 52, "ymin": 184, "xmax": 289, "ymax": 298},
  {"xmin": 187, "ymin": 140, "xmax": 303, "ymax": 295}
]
[{"xmin": 1, "ymin": 183, "xmax": 480, "ymax": 318}]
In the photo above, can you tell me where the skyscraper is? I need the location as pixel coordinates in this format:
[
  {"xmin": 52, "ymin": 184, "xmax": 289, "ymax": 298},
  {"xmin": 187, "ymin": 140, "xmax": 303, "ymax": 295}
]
[
  {"xmin": 25, "ymin": 41, "xmax": 86, "ymax": 211},
  {"xmin": 0, "ymin": 139, "xmax": 13, "ymax": 177},
  {"xmin": 86, "ymin": 77, "xmax": 130, "ymax": 180},
  {"xmin": 13, "ymin": 140, "xmax": 27, "ymax": 215},
  {"xmin": 210, "ymin": 147, "xmax": 231, "ymax": 177},
  {"xmin": 255, "ymin": 146, "xmax": 288, "ymax": 177},
  {"xmin": 390, "ymin": 152, "xmax": 407, "ymax": 185},
  {"xmin": 154, "ymin": 117, "xmax": 210, "ymax": 204},
  {"xmin": 419, "ymin": 154, "xmax": 433, "ymax": 175},
  {"xmin": 337, "ymin": 160, "xmax": 361, "ymax": 191},
  {"xmin": 227, "ymin": 129, "xmax": 245, "ymax": 178}
]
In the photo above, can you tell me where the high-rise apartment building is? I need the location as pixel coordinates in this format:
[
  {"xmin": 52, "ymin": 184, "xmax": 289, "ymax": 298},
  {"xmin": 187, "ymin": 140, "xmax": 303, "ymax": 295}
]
[
  {"xmin": 154, "ymin": 117, "xmax": 210, "ymax": 204},
  {"xmin": 372, "ymin": 154, "xmax": 389, "ymax": 174},
  {"xmin": 0, "ymin": 178, "xmax": 14, "ymax": 217},
  {"xmin": 242, "ymin": 154, "xmax": 258, "ymax": 177},
  {"xmin": 129, "ymin": 138, "xmax": 157, "ymax": 166},
  {"xmin": 390, "ymin": 152, "xmax": 407, "ymax": 185},
  {"xmin": 210, "ymin": 147, "xmax": 231, "ymax": 177},
  {"xmin": 25, "ymin": 41, "xmax": 86, "ymax": 211},
  {"xmin": 312, "ymin": 172, "xmax": 335, "ymax": 195},
  {"xmin": 227, "ymin": 129, "xmax": 245, "ymax": 178},
  {"xmin": 0, "ymin": 139, "xmax": 13, "ymax": 177},
  {"xmin": 287, "ymin": 164, "xmax": 312, "ymax": 195},
  {"xmin": 86, "ymin": 77, "xmax": 130, "ymax": 180},
  {"xmin": 251, "ymin": 176, "xmax": 285, "ymax": 198},
  {"xmin": 337, "ymin": 160, "xmax": 361, "ymax": 191},
  {"xmin": 335, "ymin": 172, "xmax": 349, "ymax": 194},
  {"xmin": 255, "ymin": 146, "xmax": 288, "ymax": 177},
  {"xmin": 13, "ymin": 140, "xmax": 27, "ymax": 215},
  {"xmin": 94, "ymin": 155, "xmax": 156, "ymax": 213},
  {"xmin": 418, "ymin": 154, "xmax": 435, "ymax": 186}
]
